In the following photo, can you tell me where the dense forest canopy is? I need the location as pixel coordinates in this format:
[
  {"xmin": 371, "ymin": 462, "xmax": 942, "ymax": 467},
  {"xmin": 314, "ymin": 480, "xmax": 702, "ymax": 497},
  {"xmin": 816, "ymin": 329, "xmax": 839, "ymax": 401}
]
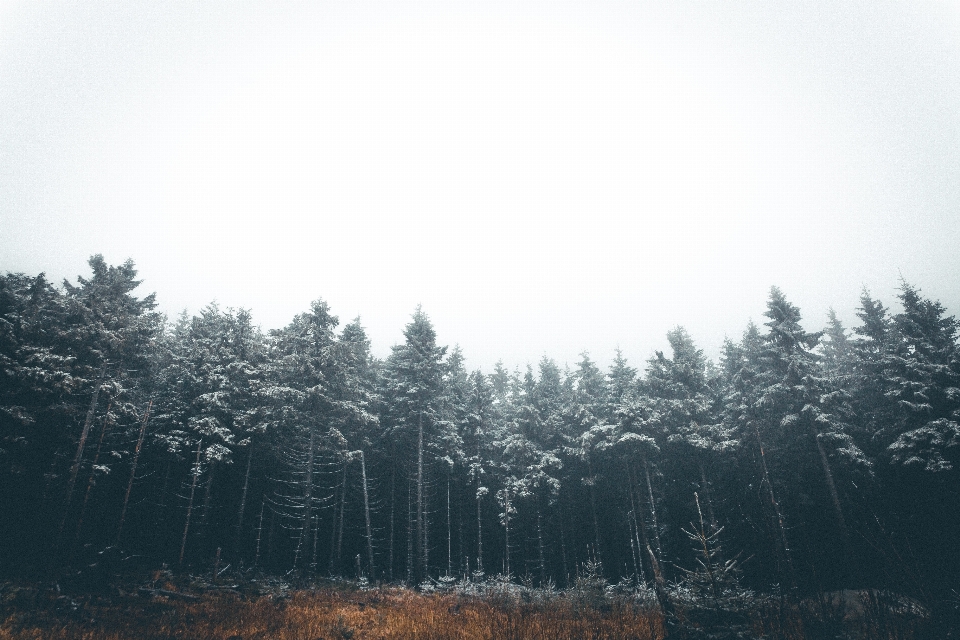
[{"xmin": 1, "ymin": 255, "xmax": 958, "ymax": 609}]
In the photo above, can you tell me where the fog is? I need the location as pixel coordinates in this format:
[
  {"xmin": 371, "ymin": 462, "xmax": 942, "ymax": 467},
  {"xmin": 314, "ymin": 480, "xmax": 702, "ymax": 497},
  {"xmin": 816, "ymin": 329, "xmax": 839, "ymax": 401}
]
[{"xmin": 2, "ymin": 2, "xmax": 959, "ymax": 371}]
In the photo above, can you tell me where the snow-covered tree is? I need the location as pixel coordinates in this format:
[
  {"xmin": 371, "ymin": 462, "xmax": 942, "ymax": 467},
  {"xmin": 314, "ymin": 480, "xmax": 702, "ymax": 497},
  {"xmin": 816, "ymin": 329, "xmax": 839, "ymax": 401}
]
[{"xmin": 382, "ymin": 307, "xmax": 448, "ymax": 583}]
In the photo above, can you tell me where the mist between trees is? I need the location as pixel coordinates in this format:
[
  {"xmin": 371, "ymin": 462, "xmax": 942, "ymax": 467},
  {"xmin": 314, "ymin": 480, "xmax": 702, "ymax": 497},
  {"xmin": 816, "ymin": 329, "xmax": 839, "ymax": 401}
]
[{"xmin": 1, "ymin": 255, "xmax": 958, "ymax": 614}]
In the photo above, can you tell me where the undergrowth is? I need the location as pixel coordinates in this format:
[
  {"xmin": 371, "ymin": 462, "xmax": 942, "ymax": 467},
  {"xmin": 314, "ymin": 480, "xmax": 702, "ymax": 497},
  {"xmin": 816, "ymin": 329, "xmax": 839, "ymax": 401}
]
[{"xmin": 0, "ymin": 573, "xmax": 940, "ymax": 640}]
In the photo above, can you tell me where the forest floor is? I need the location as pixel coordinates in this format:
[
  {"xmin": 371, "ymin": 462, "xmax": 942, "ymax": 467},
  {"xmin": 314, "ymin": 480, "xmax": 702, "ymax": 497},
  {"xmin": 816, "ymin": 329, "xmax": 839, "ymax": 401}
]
[{"xmin": 0, "ymin": 573, "xmax": 939, "ymax": 640}]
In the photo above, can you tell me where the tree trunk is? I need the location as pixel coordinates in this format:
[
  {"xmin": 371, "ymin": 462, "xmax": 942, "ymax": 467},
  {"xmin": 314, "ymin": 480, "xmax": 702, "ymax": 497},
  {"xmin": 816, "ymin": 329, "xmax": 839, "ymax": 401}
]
[
  {"xmin": 76, "ymin": 399, "xmax": 112, "ymax": 540},
  {"xmin": 626, "ymin": 464, "xmax": 647, "ymax": 582},
  {"xmin": 536, "ymin": 497, "xmax": 547, "ymax": 585},
  {"xmin": 295, "ymin": 426, "xmax": 315, "ymax": 573},
  {"xmin": 201, "ymin": 461, "xmax": 216, "ymax": 533},
  {"xmin": 236, "ymin": 445, "xmax": 253, "ymax": 555},
  {"xmin": 559, "ymin": 508, "xmax": 570, "ymax": 587},
  {"xmin": 417, "ymin": 410, "xmax": 426, "ymax": 582},
  {"xmin": 647, "ymin": 542, "xmax": 677, "ymax": 636},
  {"xmin": 816, "ymin": 433, "xmax": 854, "ymax": 581},
  {"xmin": 179, "ymin": 439, "xmax": 203, "ymax": 568},
  {"xmin": 503, "ymin": 485, "xmax": 511, "ymax": 576},
  {"xmin": 254, "ymin": 497, "xmax": 265, "ymax": 568},
  {"xmin": 335, "ymin": 457, "xmax": 347, "ymax": 573},
  {"xmin": 476, "ymin": 477, "xmax": 483, "ymax": 574},
  {"xmin": 311, "ymin": 505, "xmax": 320, "ymax": 575},
  {"xmin": 117, "ymin": 400, "xmax": 151, "ymax": 543},
  {"xmin": 475, "ymin": 414, "xmax": 484, "ymax": 575},
  {"xmin": 389, "ymin": 465, "xmax": 396, "ymax": 582},
  {"xmin": 59, "ymin": 363, "xmax": 107, "ymax": 541},
  {"xmin": 153, "ymin": 454, "xmax": 172, "ymax": 553},
  {"xmin": 815, "ymin": 435, "xmax": 847, "ymax": 535},
  {"xmin": 586, "ymin": 457, "xmax": 602, "ymax": 561},
  {"xmin": 458, "ymin": 488, "xmax": 464, "ymax": 578},
  {"xmin": 329, "ymin": 456, "xmax": 346, "ymax": 574},
  {"xmin": 406, "ymin": 475, "xmax": 414, "ymax": 585},
  {"xmin": 755, "ymin": 424, "xmax": 796, "ymax": 591},
  {"xmin": 359, "ymin": 450, "xmax": 375, "ymax": 580},
  {"xmin": 642, "ymin": 454, "xmax": 663, "ymax": 558},
  {"xmin": 446, "ymin": 475, "xmax": 453, "ymax": 576}
]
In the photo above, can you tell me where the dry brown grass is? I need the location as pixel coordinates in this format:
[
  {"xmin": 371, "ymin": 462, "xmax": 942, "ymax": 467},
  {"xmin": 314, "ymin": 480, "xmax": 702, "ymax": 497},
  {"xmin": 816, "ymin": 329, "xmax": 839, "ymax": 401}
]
[{"xmin": 1, "ymin": 587, "xmax": 665, "ymax": 640}]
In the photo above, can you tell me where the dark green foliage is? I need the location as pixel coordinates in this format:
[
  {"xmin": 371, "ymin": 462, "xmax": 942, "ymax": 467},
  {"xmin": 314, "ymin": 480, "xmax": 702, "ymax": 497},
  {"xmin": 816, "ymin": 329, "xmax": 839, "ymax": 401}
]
[{"xmin": 2, "ymin": 257, "xmax": 959, "ymax": 632}]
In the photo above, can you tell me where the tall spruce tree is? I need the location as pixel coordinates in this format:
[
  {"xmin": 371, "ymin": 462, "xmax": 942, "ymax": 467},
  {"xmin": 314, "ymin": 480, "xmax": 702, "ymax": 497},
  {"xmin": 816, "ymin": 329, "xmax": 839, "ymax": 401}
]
[
  {"xmin": 884, "ymin": 283, "xmax": 960, "ymax": 472},
  {"xmin": 753, "ymin": 288, "xmax": 868, "ymax": 587},
  {"xmin": 383, "ymin": 307, "xmax": 448, "ymax": 583}
]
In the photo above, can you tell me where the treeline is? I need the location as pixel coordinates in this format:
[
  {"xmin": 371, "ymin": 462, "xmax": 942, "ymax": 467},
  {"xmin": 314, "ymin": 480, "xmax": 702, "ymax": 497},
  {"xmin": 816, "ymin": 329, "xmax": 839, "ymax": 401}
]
[{"xmin": 1, "ymin": 255, "xmax": 958, "ymax": 604}]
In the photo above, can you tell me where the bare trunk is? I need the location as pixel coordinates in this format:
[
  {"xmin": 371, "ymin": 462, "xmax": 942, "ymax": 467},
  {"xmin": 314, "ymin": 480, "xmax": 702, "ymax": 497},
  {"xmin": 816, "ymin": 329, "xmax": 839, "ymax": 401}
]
[
  {"xmin": 77, "ymin": 399, "xmax": 112, "ymax": 539},
  {"xmin": 458, "ymin": 491, "xmax": 464, "ymax": 578},
  {"xmin": 626, "ymin": 464, "xmax": 646, "ymax": 582},
  {"xmin": 179, "ymin": 439, "xmax": 203, "ymax": 568},
  {"xmin": 586, "ymin": 457, "xmax": 601, "ymax": 560},
  {"xmin": 117, "ymin": 400, "xmax": 151, "ymax": 543},
  {"xmin": 642, "ymin": 454, "xmax": 663, "ymax": 558},
  {"xmin": 476, "ymin": 477, "xmax": 483, "ymax": 574},
  {"xmin": 446, "ymin": 475, "xmax": 452, "ymax": 576},
  {"xmin": 311, "ymin": 506, "xmax": 320, "ymax": 573},
  {"xmin": 388, "ymin": 465, "xmax": 396, "ymax": 582},
  {"xmin": 329, "ymin": 466, "xmax": 341, "ymax": 573},
  {"xmin": 335, "ymin": 458, "xmax": 347, "ymax": 572},
  {"xmin": 559, "ymin": 508, "xmax": 570, "ymax": 586},
  {"xmin": 816, "ymin": 436, "xmax": 847, "ymax": 535},
  {"xmin": 235, "ymin": 445, "xmax": 253, "ymax": 554},
  {"xmin": 359, "ymin": 451, "xmax": 375, "ymax": 580},
  {"xmin": 417, "ymin": 410, "xmax": 426, "ymax": 582},
  {"xmin": 253, "ymin": 497, "xmax": 265, "ymax": 568},
  {"xmin": 755, "ymin": 424, "xmax": 796, "ymax": 590},
  {"xmin": 647, "ymin": 542, "xmax": 676, "ymax": 635},
  {"xmin": 536, "ymin": 498, "xmax": 547, "ymax": 584},
  {"xmin": 816, "ymin": 434, "xmax": 854, "ymax": 581},
  {"xmin": 295, "ymin": 426, "xmax": 315, "ymax": 572},
  {"xmin": 59, "ymin": 364, "xmax": 107, "ymax": 540},
  {"xmin": 628, "ymin": 518, "xmax": 640, "ymax": 581},
  {"xmin": 475, "ymin": 414, "xmax": 484, "ymax": 574},
  {"xmin": 503, "ymin": 485, "xmax": 511, "ymax": 576},
  {"xmin": 201, "ymin": 462, "xmax": 216, "ymax": 531},
  {"xmin": 406, "ymin": 475, "xmax": 414, "ymax": 584}
]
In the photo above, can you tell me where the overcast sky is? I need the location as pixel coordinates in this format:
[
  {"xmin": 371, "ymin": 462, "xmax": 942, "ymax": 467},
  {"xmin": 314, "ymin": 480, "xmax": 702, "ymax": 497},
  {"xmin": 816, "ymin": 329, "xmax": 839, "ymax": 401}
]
[{"xmin": 2, "ymin": 2, "xmax": 959, "ymax": 373}]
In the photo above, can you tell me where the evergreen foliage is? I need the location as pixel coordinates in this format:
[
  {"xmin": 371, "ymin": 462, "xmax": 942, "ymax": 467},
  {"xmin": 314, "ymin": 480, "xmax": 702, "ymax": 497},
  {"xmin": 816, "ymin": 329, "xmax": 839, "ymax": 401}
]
[{"xmin": 1, "ymin": 256, "xmax": 958, "ymax": 629}]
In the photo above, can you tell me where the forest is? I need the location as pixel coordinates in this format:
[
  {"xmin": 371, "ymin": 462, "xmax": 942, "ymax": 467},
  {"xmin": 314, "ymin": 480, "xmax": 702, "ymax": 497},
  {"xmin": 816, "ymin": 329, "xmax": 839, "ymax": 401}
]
[{"xmin": 1, "ymin": 255, "xmax": 958, "ymax": 637}]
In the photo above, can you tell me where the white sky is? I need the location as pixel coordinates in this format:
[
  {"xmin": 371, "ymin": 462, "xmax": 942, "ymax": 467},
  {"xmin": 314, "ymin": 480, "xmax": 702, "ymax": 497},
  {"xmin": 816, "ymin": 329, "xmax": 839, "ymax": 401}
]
[{"xmin": 2, "ymin": 2, "xmax": 959, "ymax": 373}]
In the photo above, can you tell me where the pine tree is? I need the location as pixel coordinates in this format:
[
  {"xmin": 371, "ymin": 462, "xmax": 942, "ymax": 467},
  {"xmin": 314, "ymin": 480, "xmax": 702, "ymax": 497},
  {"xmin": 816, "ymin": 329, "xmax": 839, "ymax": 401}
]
[
  {"xmin": 498, "ymin": 372, "xmax": 562, "ymax": 584},
  {"xmin": 850, "ymin": 290, "xmax": 895, "ymax": 455},
  {"xmin": 680, "ymin": 493, "xmax": 743, "ymax": 622},
  {"xmin": 883, "ymin": 283, "xmax": 960, "ymax": 472},
  {"xmin": 465, "ymin": 369, "xmax": 493, "ymax": 575},
  {"xmin": 656, "ymin": 328, "xmax": 735, "ymax": 532},
  {"xmin": 151, "ymin": 304, "xmax": 266, "ymax": 565},
  {"xmin": 383, "ymin": 307, "xmax": 448, "ymax": 583},
  {"xmin": 267, "ymin": 299, "xmax": 346, "ymax": 574},
  {"xmin": 751, "ymin": 288, "xmax": 868, "ymax": 587}
]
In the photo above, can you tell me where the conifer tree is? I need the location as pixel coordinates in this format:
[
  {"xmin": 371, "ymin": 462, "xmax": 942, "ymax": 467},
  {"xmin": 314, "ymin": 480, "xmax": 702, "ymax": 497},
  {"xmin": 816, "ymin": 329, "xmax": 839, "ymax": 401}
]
[
  {"xmin": 883, "ymin": 283, "xmax": 960, "ymax": 472},
  {"xmin": 465, "ymin": 369, "xmax": 493, "ymax": 574},
  {"xmin": 383, "ymin": 307, "xmax": 448, "ymax": 583},
  {"xmin": 267, "ymin": 299, "xmax": 344, "ymax": 573}
]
